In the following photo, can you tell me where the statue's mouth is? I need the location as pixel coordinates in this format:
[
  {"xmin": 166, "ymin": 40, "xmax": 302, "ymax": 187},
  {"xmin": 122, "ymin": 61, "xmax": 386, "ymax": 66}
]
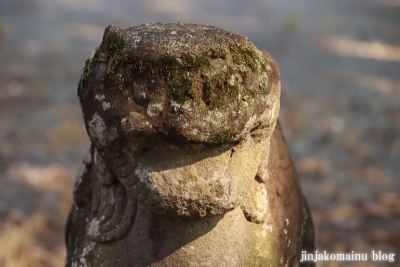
[{"xmin": 100, "ymin": 134, "xmax": 264, "ymax": 218}]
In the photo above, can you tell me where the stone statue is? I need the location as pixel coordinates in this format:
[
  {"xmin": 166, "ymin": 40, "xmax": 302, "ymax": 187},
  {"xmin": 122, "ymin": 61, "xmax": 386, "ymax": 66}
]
[{"xmin": 65, "ymin": 22, "xmax": 315, "ymax": 267}]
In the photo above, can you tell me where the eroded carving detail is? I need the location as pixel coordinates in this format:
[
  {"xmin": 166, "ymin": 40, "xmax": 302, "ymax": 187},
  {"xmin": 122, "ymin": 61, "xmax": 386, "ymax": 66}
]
[{"xmin": 86, "ymin": 149, "xmax": 137, "ymax": 243}]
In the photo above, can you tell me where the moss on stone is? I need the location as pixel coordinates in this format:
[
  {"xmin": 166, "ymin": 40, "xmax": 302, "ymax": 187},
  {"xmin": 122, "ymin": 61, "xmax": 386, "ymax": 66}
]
[
  {"xmin": 80, "ymin": 32, "xmax": 271, "ymax": 110},
  {"xmin": 201, "ymin": 64, "xmax": 243, "ymax": 109},
  {"xmin": 258, "ymin": 72, "xmax": 269, "ymax": 94},
  {"xmin": 229, "ymin": 44, "xmax": 268, "ymax": 74},
  {"xmin": 211, "ymin": 48, "xmax": 228, "ymax": 59},
  {"xmin": 88, "ymin": 41, "xmax": 263, "ymax": 107},
  {"xmin": 181, "ymin": 52, "xmax": 210, "ymax": 68},
  {"xmin": 80, "ymin": 46, "xmax": 100, "ymax": 95},
  {"xmin": 123, "ymin": 50, "xmax": 224, "ymax": 105},
  {"xmin": 173, "ymin": 73, "xmax": 195, "ymax": 102},
  {"xmin": 79, "ymin": 24, "xmax": 278, "ymax": 146},
  {"xmin": 208, "ymin": 125, "xmax": 238, "ymax": 144},
  {"xmin": 106, "ymin": 34, "xmax": 127, "ymax": 74}
]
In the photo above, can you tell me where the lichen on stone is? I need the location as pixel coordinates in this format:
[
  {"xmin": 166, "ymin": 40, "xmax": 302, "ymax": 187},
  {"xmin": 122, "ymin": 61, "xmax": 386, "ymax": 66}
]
[{"xmin": 78, "ymin": 22, "xmax": 281, "ymax": 145}]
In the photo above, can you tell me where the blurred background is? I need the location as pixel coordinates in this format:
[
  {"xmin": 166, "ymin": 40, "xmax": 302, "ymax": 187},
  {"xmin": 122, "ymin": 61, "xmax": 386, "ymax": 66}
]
[{"xmin": 0, "ymin": 0, "xmax": 399, "ymax": 266}]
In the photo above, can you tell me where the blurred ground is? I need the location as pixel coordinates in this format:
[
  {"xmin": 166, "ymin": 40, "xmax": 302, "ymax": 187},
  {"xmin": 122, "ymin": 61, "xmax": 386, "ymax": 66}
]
[{"xmin": 0, "ymin": 0, "xmax": 399, "ymax": 266}]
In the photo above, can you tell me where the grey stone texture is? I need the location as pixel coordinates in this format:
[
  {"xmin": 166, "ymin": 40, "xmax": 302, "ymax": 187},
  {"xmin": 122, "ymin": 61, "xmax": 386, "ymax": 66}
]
[{"xmin": 65, "ymin": 22, "xmax": 315, "ymax": 267}]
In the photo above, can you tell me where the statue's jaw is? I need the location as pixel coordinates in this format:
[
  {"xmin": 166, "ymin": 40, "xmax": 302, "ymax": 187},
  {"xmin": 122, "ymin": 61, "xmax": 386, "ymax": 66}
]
[{"xmin": 104, "ymin": 134, "xmax": 269, "ymax": 218}]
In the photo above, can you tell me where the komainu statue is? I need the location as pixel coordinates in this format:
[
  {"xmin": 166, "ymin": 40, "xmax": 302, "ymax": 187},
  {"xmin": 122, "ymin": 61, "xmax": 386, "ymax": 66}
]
[{"xmin": 65, "ymin": 22, "xmax": 315, "ymax": 267}]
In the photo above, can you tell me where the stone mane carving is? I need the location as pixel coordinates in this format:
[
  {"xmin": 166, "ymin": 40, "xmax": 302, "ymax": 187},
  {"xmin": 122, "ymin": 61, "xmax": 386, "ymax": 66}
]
[{"xmin": 65, "ymin": 22, "xmax": 315, "ymax": 267}]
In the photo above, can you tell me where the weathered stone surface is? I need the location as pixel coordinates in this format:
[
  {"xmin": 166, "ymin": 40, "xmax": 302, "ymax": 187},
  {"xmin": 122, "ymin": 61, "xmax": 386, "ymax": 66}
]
[
  {"xmin": 66, "ymin": 22, "xmax": 315, "ymax": 267},
  {"xmin": 78, "ymin": 23, "xmax": 279, "ymax": 145}
]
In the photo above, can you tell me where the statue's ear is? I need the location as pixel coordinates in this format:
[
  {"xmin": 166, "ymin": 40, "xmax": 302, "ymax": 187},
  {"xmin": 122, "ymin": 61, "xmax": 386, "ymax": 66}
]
[{"xmin": 86, "ymin": 148, "xmax": 137, "ymax": 243}]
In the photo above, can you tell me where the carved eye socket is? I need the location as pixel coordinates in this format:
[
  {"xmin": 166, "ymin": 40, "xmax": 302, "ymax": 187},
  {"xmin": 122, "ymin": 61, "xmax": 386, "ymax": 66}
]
[
  {"xmin": 132, "ymin": 81, "xmax": 148, "ymax": 106},
  {"xmin": 131, "ymin": 77, "xmax": 164, "ymax": 107}
]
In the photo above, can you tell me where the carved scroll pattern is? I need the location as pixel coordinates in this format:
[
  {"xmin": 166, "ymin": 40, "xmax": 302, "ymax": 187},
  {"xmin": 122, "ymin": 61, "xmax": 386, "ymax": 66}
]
[{"xmin": 86, "ymin": 149, "xmax": 137, "ymax": 243}]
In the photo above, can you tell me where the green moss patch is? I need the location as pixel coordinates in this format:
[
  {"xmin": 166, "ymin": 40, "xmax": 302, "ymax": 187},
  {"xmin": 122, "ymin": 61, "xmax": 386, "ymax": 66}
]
[
  {"xmin": 229, "ymin": 44, "xmax": 268, "ymax": 73},
  {"xmin": 80, "ymin": 37, "xmax": 272, "ymax": 111},
  {"xmin": 106, "ymin": 35, "xmax": 127, "ymax": 74}
]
